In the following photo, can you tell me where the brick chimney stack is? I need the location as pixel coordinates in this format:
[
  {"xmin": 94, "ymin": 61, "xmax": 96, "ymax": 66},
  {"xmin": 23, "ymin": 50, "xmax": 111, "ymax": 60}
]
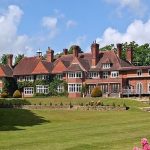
[
  {"xmin": 126, "ymin": 47, "xmax": 133, "ymax": 63},
  {"xmin": 117, "ymin": 43, "xmax": 122, "ymax": 58},
  {"xmin": 91, "ymin": 41, "xmax": 99, "ymax": 67},
  {"xmin": 63, "ymin": 48, "xmax": 68, "ymax": 55},
  {"xmin": 7, "ymin": 54, "xmax": 13, "ymax": 67},
  {"xmin": 46, "ymin": 47, "xmax": 54, "ymax": 62},
  {"xmin": 73, "ymin": 45, "xmax": 79, "ymax": 57}
]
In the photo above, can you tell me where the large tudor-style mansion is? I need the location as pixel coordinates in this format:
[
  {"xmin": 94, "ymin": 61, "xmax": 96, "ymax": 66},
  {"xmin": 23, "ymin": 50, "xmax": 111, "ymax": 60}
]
[{"xmin": 0, "ymin": 42, "xmax": 150, "ymax": 98}]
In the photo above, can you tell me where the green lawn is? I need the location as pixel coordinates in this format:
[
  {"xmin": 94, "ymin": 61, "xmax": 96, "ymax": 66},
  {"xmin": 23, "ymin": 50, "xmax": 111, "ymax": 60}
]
[{"xmin": 0, "ymin": 98, "xmax": 150, "ymax": 150}]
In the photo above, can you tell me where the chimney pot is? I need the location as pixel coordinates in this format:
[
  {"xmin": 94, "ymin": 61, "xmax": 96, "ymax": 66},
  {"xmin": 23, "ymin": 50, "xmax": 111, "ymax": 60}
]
[
  {"xmin": 7, "ymin": 54, "xmax": 13, "ymax": 67},
  {"xmin": 91, "ymin": 42, "xmax": 99, "ymax": 67},
  {"xmin": 63, "ymin": 48, "xmax": 68, "ymax": 55},
  {"xmin": 46, "ymin": 47, "xmax": 54, "ymax": 62},
  {"xmin": 117, "ymin": 43, "xmax": 122, "ymax": 58},
  {"xmin": 126, "ymin": 47, "xmax": 133, "ymax": 63},
  {"xmin": 73, "ymin": 45, "xmax": 79, "ymax": 57}
]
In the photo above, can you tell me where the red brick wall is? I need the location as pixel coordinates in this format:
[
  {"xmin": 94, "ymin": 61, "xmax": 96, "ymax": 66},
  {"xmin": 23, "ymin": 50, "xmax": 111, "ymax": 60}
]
[
  {"xmin": 129, "ymin": 78, "xmax": 150, "ymax": 94},
  {"xmin": 68, "ymin": 93, "xmax": 81, "ymax": 98}
]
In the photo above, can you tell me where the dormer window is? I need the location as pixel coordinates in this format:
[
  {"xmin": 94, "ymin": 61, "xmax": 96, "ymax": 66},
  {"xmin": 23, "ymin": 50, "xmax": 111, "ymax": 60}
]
[
  {"xmin": 103, "ymin": 63, "xmax": 111, "ymax": 69},
  {"xmin": 88, "ymin": 72, "xmax": 99, "ymax": 78},
  {"xmin": 137, "ymin": 70, "xmax": 142, "ymax": 76}
]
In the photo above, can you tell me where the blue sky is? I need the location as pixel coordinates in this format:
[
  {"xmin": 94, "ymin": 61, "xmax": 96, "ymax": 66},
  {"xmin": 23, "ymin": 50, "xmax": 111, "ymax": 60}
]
[{"xmin": 0, "ymin": 0, "xmax": 150, "ymax": 56}]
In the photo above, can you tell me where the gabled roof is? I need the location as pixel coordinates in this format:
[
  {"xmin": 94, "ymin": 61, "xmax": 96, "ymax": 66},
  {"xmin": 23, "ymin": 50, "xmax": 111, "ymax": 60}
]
[
  {"xmin": 67, "ymin": 64, "xmax": 83, "ymax": 72},
  {"xmin": 0, "ymin": 64, "xmax": 13, "ymax": 77},
  {"xmin": 13, "ymin": 57, "xmax": 53, "ymax": 76}
]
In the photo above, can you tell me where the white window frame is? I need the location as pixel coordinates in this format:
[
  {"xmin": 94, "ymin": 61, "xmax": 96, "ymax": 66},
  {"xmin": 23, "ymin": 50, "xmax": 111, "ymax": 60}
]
[
  {"xmin": 56, "ymin": 74, "xmax": 63, "ymax": 80},
  {"xmin": 111, "ymin": 71, "xmax": 119, "ymax": 78},
  {"xmin": 68, "ymin": 72, "xmax": 82, "ymax": 78},
  {"xmin": 68, "ymin": 84, "xmax": 82, "ymax": 93},
  {"xmin": 17, "ymin": 76, "xmax": 24, "ymax": 82},
  {"xmin": 103, "ymin": 71, "xmax": 109, "ymax": 79},
  {"xmin": 57, "ymin": 85, "xmax": 64, "ymax": 93},
  {"xmin": 36, "ymin": 85, "xmax": 49, "ymax": 94},
  {"xmin": 24, "ymin": 76, "xmax": 34, "ymax": 81},
  {"xmin": 24, "ymin": 87, "xmax": 34, "ymax": 95},
  {"xmin": 137, "ymin": 70, "xmax": 142, "ymax": 76},
  {"xmin": 36, "ymin": 75, "xmax": 48, "ymax": 80},
  {"xmin": 102, "ymin": 63, "xmax": 111, "ymax": 69},
  {"xmin": 88, "ymin": 72, "xmax": 99, "ymax": 78}
]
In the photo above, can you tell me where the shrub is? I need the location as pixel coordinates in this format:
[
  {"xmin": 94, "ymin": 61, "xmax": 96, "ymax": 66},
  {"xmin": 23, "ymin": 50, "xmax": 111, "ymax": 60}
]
[
  {"xmin": 1, "ymin": 92, "xmax": 8, "ymax": 98},
  {"xmin": 60, "ymin": 102, "xmax": 63, "ymax": 106},
  {"xmin": 49, "ymin": 102, "xmax": 52, "ymax": 106},
  {"xmin": 0, "ymin": 99, "xmax": 31, "ymax": 108},
  {"xmin": 89, "ymin": 101, "xmax": 94, "ymax": 106},
  {"xmin": 112, "ymin": 102, "xmax": 116, "ymax": 107},
  {"xmin": 80, "ymin": 103, "xmax": 84, "ymax": 106},
  {"xmin": 13, "ymin": 90, "xmax": 22, "ymax": 98},
  {"xmin": 69, "ymin": 102, "xmax": 73, "ymax": 108},
  {"xmin": 91, "ymin": 87, "xmax": 102, "ymax": 97},
  {"xmin": 96, "ymin": 100, "xmax": 101, "ymax": 106}
]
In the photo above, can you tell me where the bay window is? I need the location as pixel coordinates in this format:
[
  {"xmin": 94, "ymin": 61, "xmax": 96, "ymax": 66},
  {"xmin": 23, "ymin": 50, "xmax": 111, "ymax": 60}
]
[{"xmin": 68, "ymin": 84, "xmax": 82, "ymax": 93}]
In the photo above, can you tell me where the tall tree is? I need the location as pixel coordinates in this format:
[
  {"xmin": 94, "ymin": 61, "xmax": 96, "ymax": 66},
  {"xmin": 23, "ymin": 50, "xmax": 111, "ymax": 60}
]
[
  {"xmin": 0, "ymin": 54, "xmax": 7, "ymax": 65},
  {"xmin": 14, "ymin": 54, "xmax": 24, "ymax": 66},
  {"xmin": 68, "ymin": 45, "xmax": 83, "ymax": 54}
]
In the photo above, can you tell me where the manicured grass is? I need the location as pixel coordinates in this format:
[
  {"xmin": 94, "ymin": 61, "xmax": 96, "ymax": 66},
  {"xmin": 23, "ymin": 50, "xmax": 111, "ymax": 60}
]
[
  {"xmin": 0, "ymin": 98, "xmax": 149, "ymax": 150},
  {"xmin": 26, "ymin": 97, "xmax": 149, "ymax": 108}
]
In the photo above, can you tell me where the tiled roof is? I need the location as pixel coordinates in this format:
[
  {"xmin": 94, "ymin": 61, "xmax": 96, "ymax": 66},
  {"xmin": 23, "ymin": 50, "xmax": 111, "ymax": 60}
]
[
  {"xmin": 13, "ymin": 57, "xmax": 53, "ymax": 76},
  {"xmin": 67, "ymin": 64, "xmax": 83, "ymax": 72},
  {"xmin": 0, "ymin": 65, "xmax": 13, "ymax": 77}
]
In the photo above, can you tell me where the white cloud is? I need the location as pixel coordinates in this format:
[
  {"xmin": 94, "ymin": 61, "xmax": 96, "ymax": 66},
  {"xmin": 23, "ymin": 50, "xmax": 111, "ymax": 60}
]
[
  {"xmin": 42, "ymin": 16, "xmax": 59, "ymax": 39},
  {"xmin": 42, "ymin": 17, "xmax": 57, "ymax": 29},
  {"xmin": 0, "ymin": 5, "xmax": 33, "ymax": 56},
  {"xmin": 105, "ymin": 0, "xmax": 147, "ymax": 17},
  {"xmin": 69, "ymin": 35, "xmax": 87, "ymax": 47},
  {"xmin": 96, "ymin": 19, "xmax": 150, "ymax": 47},
  {"xmin": 66, "ymin": 20, "xmax": 77, "ymax": 28}
]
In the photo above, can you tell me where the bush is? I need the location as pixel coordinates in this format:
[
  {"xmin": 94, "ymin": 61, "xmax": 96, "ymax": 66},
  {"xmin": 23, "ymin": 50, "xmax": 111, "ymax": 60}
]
[
  {"xmin": 96, "ymin": 100, "xmax": 101, "ymax": 106},
  {"xmin": 13, "ymin": 90, "xmax": 22, "ymax": 98},
  {"xmin": 112, "ymin": 102, "xmax": 116, "ymax": 107},
  {"xmin": 80, "ymin": 103, "xmax": 84, "ymax": 106},
  {"xmin": 69, "ymin": 102, "xmax": 73, "ymax": 108},
  {"xmin": 1, "ymin": 92, "xmax": 8, "ymax": 98},
  {"xmin": 0, "ymin": 99, "xmax": 31, "ymax": 108},
  {"xmin": 91, "ymin": 87, "xmax": 102, "ymax": 97},
  {"xmin": 60, "ymin": 102, "xmax": 63, "ymax": 106},
  {"xmin": 89, "ymin": 101, "xmax": 94, "ymax": 106}
]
